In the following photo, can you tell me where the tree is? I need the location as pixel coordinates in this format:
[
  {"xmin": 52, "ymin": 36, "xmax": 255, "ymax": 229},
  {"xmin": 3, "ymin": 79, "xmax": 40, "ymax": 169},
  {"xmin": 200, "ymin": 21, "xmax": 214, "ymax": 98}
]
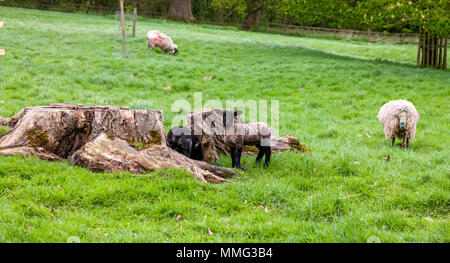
[
  {"xmin": 356, "ymin": 0, "xmax": 448, "ymax": 69},
  {"xmin": 167, "ymin": 0, "xmax": 195, "ymax": 22},
  {"xmin": 241, "ymin": 0, "xmax": 263, "ymax": 29}
]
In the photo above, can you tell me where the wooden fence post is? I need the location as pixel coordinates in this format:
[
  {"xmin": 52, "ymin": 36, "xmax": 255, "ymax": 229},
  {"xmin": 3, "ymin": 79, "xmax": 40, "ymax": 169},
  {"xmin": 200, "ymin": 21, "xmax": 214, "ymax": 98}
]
[
  {"xmin": 417, "ymin": 28, "xmax": 447, "ymax": 69},
  {"xmin": 0, "ymin": 16, "xmax": 4, "ymax": 91},
  {"xmin": 0, "ymin": 21, "xmax": 4, "ymax": 57},
  {"xmin": 282, "ymin": 14, "xmax": 287, "ymax": 35},
  {"xmin": 132, "ymin": 7, "xmax": 137, "ymax": 38},
  {"xmin": 444, "ymin": 37, "xmax": 447, "ymax": 69},
  {"xmin": 119, "ymin": 0, "xmax": 125, "ymax": 57},
  {"xmin": 417, "ymin": 31, "xmax": 422, "ymax": 66}
]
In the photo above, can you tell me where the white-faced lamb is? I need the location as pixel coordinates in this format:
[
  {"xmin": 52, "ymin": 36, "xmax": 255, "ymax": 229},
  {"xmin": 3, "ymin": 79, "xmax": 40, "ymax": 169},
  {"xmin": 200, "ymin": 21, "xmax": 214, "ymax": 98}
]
[
  {"xmin": 146, "ymin": 30, "xmax": 178, "ymax": 55},
  {"xmin": 222, "ymin": 110, "xmax": 272, "ymax": 169},
  {"xmin": 377, "ymin": 99, "xmax": 420, "ymax": 148}
]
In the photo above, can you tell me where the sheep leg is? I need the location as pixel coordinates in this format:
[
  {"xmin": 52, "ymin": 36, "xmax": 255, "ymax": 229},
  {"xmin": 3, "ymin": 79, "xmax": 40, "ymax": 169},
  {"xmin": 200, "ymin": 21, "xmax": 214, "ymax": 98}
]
[
  {"xmin": 400, "ymin": 135, "xmax": 408, "ymax": 148},
  {"xmin": 230, "ymin": 147, "xmax": 236, "ymax": 168},
  {"xmin": 391, "ymin": 136, "xmax": 395, "ymax": 146},
  {"xmin": 234, "ymin": 147, "xmax": 242, "ymax": 169},
  {"xmin": 235, "ymin": 148, "xmax": 243, "ymax": 169},
  {"xmin": 262, "ymin": 146, "xmax": 271, "ymax": 168},
  {"xmin": 255, "ymin": 145, "xmax": 264, "ymax": 163}
]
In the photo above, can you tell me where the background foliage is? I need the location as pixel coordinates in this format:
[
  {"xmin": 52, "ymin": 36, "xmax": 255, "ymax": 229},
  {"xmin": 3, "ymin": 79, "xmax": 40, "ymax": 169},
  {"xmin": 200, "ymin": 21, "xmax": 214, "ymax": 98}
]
[{"xmin": 3, "ymin": 0, "xmax": 449, "ymax": 34}]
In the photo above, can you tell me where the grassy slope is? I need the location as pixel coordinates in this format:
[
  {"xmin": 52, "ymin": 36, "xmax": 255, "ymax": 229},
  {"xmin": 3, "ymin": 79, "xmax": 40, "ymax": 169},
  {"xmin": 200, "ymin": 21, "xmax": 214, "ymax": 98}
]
[{"xmin": 0, "ymin": 7, "xmax": 448, "ymax": 242}]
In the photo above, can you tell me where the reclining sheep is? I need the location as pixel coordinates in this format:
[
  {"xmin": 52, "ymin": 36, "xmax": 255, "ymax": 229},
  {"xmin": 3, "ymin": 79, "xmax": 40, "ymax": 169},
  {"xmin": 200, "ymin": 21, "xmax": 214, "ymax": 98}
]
[
  {"xmin": 377, "ymin": 100, "xmax": 420, "ymax": 148},
  {"xmin": 146, "ymin": 30, "xmax": 178, "ymax": 55},
  {"xmin": 222, "ymin": 111, "xmax": 272, "ymax": 169}
]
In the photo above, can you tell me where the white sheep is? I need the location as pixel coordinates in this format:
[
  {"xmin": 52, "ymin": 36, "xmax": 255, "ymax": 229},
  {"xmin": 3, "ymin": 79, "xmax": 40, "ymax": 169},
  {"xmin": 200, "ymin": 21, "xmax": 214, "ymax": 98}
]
[
  {"xmin": 146, "ymin": 30, "xmax": 178, "ymax": 55},
  {"xmin": 377, "ymin": 100, "xmax": 420, "ymax": 148}
]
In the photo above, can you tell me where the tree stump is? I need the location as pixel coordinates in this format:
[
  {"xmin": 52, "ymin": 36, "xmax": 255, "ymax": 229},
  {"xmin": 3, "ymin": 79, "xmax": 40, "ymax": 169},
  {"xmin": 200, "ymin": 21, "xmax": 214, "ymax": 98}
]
[{"xmin": 0, "ymin": 104, "xmax": 237, "ymax": 183}]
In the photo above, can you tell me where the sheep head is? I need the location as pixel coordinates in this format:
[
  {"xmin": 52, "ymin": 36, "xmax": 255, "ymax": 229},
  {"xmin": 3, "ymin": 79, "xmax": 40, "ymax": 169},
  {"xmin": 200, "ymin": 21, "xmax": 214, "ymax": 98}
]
[
  {"xmin": 172, "ymin": 45, "xmax": 178, "ymax": 55},
  {"xmin": 397, "ymin": 108, "xmax": 408, "ymax": 127},
  {"xmin": 222, "ymin": 110, "xmax": 243, "ymax": 129}
]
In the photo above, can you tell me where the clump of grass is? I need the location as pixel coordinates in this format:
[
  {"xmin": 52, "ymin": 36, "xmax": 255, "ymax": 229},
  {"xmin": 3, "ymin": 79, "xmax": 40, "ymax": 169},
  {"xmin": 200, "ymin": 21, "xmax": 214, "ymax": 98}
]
[
  {"xmin": 127, "ymin": 131, "xmax": 163, "ymax": 150},
  {"xmin": 243, "ymin": 145, "xmax": 259, "ymax": 154},
  {"xmin": 128, "ymin": 141, "xmax": 146, "ymax": 150},
  {"xmin": 0, "ymin": 126, "xmax": 11, "ymax": 137},
  {"xmin": 149, "ymin": 130, "xmax": 162, "ymax": 145},
  {"xmin": 290, "ymin": 143, "xmax": 312, "ymax": 154}
]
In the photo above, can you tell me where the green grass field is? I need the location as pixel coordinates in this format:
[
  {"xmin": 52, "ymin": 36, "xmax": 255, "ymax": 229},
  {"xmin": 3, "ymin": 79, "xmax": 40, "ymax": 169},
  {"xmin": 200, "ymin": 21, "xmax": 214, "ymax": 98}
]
[{"xmin": 0, "ymin": 7, "xmax": 449, "ymax": 243}]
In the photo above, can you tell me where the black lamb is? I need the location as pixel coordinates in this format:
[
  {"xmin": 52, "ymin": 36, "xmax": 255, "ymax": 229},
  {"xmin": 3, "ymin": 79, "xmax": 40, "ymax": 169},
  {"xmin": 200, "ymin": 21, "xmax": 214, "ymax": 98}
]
[{"xmin": 166, "ymin": 126, "xmax": 203, "ymax": 160}]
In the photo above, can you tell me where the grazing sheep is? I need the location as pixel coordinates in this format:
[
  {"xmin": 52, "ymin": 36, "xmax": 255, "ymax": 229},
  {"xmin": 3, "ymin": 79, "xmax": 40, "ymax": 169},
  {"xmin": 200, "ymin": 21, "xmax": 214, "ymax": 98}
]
[
  {"xmin": 377, "ymin": 100, "xmax": 420, "ymax": 148},
  {"xmin": 146, "ymin": 30, "xmax": 178, "ymax": 55},
  {"xmin": 167, "ymin": 126, "xmax": 202, "ymax": 160},
  {"xmin": 222, "ymin": 111, "xmax": 272, "ymax": 169}
]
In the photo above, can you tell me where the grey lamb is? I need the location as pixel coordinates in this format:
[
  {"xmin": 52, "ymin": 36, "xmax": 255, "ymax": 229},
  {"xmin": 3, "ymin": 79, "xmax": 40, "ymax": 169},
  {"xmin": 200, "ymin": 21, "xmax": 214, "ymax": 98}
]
[{"xmin": 222, "ymin": 111, "xmax": 272, "ymax": 169}]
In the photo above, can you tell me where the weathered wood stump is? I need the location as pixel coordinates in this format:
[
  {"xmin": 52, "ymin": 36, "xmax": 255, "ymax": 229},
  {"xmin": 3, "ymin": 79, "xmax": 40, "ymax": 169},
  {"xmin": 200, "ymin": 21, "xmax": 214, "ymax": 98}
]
[{"xmin": 0, "ymin": 104, "xmax": 237, "ymax": 183}]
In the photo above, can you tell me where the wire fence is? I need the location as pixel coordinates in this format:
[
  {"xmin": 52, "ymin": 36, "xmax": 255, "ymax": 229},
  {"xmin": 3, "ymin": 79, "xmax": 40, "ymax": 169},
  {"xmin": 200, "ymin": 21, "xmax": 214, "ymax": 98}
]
[
  {"xmin": 1, "ymin": 1, "xmax": 426, "ymax": 45},
  {"xmin": 260, "ymin": 23, "xmax": 420, "ymax": 44}
]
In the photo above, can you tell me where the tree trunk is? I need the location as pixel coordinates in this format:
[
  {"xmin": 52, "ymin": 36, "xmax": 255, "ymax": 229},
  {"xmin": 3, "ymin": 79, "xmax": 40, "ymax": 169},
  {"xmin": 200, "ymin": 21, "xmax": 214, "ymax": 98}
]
[
  {"xmin": 219, "ymin": 7, "xmax": 225, "ymax": 24},
  {"xmin": 0, "ymin": 104, "xmax": 236, "ymax": 183},
  {"xmin": 241, "ymin": 12, "xmax": 256, "ymax": 30},
  {"xmin": 282, "ymin": 13, "xmax": 287, "ymax": 34},
  {"xmin": 254, "ymin": 9, "xmax": 262, "ymax": 26},
  {"xmin": 240, "ymin": 0, "xmax": 262, "ymax": 30},
  {"xmin": 167, "ymin": 0, "xmax": 195, "ymax": 22}
]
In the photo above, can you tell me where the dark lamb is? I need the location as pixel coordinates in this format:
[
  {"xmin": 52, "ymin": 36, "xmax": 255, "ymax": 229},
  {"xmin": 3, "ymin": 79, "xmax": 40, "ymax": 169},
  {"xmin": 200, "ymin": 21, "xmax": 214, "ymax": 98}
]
[{"xmin": 166, "ymin": 126, "xmax": 203, "ymax": 160}]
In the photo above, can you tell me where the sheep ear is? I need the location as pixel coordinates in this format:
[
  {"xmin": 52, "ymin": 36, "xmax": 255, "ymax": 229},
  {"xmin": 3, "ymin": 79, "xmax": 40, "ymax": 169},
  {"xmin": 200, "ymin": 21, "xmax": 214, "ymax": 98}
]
[{"xmin": 234, "ymin": 110, "xmax": 243, "ymax": 116}]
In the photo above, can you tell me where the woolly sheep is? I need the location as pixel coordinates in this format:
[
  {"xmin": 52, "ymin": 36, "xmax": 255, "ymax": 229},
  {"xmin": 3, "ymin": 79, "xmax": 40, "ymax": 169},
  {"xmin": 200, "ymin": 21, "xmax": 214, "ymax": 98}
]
[
  {"xmin": 222, "ymin": 111, "xmax": 272, "ymax": 169},
  {"xmin": 146, "ymin": 30, "xmax": 178, "ymax": 55},
  {"xmin": 377, "ymin": 100, "xmax": 420, "ymax": 148}
]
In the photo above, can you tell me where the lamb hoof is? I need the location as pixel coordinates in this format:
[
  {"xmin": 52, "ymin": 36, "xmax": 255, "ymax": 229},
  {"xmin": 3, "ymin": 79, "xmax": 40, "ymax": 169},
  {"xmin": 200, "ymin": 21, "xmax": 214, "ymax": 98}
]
[{"xmin": 240, "ymin": 165, "xmax": 248, "ymax": 171}]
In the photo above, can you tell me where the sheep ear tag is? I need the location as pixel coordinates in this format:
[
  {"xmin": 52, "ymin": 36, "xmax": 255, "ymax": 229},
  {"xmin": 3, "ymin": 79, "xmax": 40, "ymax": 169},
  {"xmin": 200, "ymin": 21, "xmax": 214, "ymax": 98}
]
[{"xmin": 400, "ymin": 122, "xmax": 405, "ymax": 127}]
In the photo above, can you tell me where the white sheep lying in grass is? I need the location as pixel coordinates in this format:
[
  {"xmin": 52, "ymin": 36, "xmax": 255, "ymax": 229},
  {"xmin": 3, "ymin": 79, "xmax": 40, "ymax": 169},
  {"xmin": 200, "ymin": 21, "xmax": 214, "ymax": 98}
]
[
  {"xmin": 377, "ymin": 100, "xmax": 419, "ymax": 148},
  {"xmin": 146, "ymin": 30, "xmax": 178, "ymax": 55}
]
